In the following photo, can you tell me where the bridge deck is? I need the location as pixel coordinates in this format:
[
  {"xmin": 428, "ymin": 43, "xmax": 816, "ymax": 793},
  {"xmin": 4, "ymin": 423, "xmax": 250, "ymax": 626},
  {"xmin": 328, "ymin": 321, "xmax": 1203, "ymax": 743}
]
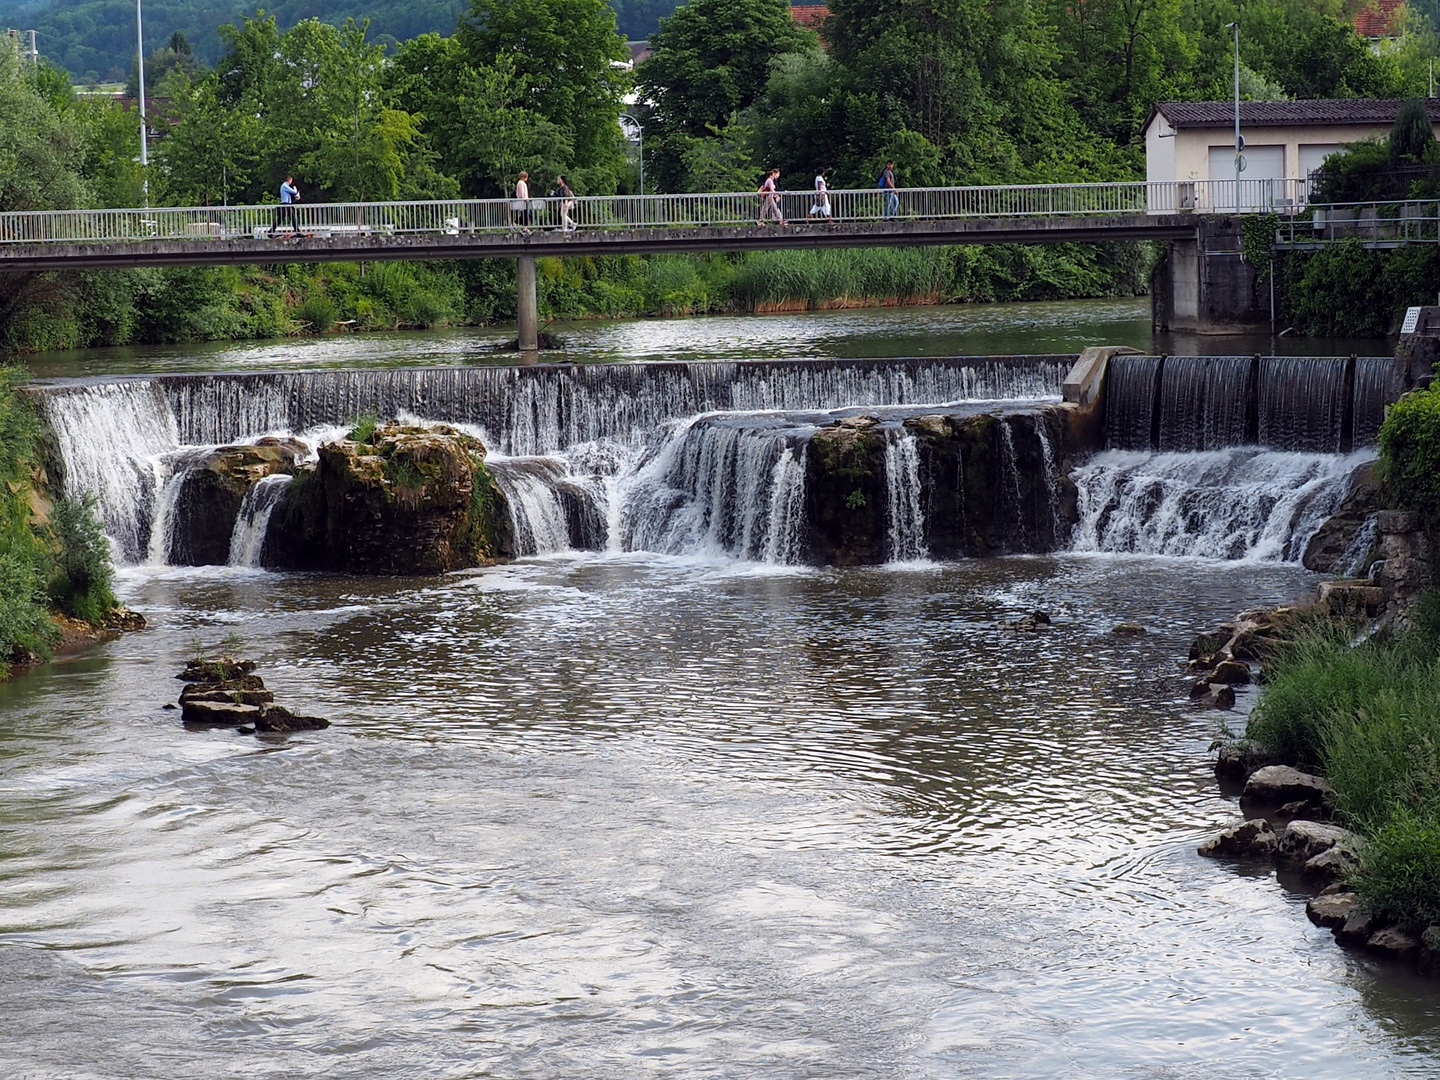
[{"xmin": 0, "ymin": 215, "xmax": 1200, "ymax": 271}]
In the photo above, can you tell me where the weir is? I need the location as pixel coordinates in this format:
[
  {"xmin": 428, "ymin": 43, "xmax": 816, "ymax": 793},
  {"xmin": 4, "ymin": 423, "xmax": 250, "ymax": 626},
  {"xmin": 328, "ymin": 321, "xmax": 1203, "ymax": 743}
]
[{"xmin": 30, "ymin": 351, "xmax": 1406, "ymax": 570}]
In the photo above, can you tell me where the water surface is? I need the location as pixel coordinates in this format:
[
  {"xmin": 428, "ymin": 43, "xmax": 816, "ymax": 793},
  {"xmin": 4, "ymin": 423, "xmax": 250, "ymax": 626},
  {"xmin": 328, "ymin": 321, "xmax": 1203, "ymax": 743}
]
[{"xmin": 2, "ymin": 554, "xmax": 1436, "ymax": 1078}]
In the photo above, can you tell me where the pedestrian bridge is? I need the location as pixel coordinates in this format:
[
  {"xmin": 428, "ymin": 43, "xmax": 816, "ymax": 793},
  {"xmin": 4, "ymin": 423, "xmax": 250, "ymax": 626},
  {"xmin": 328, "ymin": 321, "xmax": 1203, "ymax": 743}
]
[{"xmin": 0, "ymin": 180, "xmax": 1311, "ymax": 272}]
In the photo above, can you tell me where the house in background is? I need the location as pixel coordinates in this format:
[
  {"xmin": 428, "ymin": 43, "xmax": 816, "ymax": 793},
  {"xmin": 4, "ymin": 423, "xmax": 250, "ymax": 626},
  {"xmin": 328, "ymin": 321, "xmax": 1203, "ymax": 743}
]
[
  {"xmin": 1355, "ymin": 0, "xmax": 1405, "ymax": 43},
  {"xmin": 1143, "ymin": 98, "xmax": 1440, "ymax": 205}
]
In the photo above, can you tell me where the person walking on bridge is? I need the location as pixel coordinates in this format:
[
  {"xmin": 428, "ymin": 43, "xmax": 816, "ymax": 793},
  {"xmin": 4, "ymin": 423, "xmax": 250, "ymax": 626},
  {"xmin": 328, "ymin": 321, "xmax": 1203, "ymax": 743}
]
[
  {"xmin": 554, "ymin": 175, "xmax": 577, "ymax": 232},
  {"xmin": 269, "ymin": 175, "xmax": 300, "ymax": 237},
  {"xmin": 809, "ymin": 168, "xmax": 834, "ymax": 225},
  {"xmin": 757, "ymin": 168, "xmax": 784, "ymax": 225},
  {"xmin": 880, "ymin": 162, "xmax": 898, "ymax": 218},
  {"xmin": 512, "ymin": 172, "xmax": 532, "ymax": 235}
]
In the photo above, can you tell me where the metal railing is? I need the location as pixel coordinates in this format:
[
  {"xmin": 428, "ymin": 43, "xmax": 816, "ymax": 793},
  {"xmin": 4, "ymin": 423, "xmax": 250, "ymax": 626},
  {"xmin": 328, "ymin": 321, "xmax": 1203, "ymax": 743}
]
[
  {"xmin": 0, "ymin": 180, "xmax": 1316, "ymax": 247},
  {"xmin": 1274, "ymin": 199, "xmax": 1440, "ymax": 248}
]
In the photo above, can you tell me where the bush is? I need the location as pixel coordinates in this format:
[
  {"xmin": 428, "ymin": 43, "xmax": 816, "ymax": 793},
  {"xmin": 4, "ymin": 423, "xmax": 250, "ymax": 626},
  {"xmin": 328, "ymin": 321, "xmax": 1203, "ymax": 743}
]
[
  {"xmin": 0, "ymin": 364, "xmax": 57, "ymax": 672},
  {"xmin": 1350, "ymin": 807, "xmax": 1440, "ymax": 926},
  {"xmin": 1379, "ymin": 382, "xmax": 1440, "ymax": 518},
  {"xmin": 46, "ymin": 493, "xmax": 118, "ymax": 625}
]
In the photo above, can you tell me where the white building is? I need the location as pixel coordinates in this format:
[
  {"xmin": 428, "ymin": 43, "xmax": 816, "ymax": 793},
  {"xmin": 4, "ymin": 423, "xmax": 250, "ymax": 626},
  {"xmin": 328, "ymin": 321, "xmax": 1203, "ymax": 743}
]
[{"xmin": 1143, "ymin": 98, "xmax": 1440, "ymax": 208}]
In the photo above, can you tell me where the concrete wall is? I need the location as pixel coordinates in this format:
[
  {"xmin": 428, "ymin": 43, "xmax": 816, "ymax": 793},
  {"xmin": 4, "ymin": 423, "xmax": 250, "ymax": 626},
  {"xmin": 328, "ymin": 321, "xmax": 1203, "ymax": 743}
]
[{"xmin": 1152, "ymin": 217, "xmax": 1264, "ymax": 334}]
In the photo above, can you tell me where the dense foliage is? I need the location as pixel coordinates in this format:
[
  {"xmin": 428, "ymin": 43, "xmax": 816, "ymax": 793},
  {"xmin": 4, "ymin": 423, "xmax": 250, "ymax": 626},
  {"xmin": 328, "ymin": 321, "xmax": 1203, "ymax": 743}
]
[
  {"xmin": 1246, "ymin": 597, "xmax": 1440, "ymax": 926},
  {"xmin": 1379, "ymin": 381, "xmax": 1440, "ymax": 519},
  {"xmin": 2, "ymin": 0, "xmax": 1436, "ymax": 352},
  {"xmin": 0, "ymin": 365, "xmax": 122, "ymax": 677}
]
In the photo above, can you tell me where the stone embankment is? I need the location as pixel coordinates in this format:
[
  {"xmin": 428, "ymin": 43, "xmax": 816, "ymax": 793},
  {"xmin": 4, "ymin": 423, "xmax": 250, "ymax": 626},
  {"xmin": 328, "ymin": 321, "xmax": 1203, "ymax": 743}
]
[{"xmin": 175, "ymin": 656, "xmax": 330, "ymax": 734}]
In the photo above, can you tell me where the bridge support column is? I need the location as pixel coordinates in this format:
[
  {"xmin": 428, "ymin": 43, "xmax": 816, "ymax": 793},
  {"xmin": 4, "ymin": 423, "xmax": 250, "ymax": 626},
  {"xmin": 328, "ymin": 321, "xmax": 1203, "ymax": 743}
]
[
  {"xmin": 1152, "ymin": 217, "xmax": 1266, "ymax": 335},
  {"xmin": 517, "ymin": 256, "xmax": 538, "ymax": 354}
]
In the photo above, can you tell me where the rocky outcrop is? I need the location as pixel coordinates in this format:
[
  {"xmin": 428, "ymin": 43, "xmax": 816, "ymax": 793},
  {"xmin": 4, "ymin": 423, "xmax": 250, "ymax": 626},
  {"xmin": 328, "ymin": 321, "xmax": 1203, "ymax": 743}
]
[
  {"xmin": 269, "ymin": 422, "xmax": 514, "ymax": 575},
  {"xmin": 903, "ymin": 407, "xmax": 1076, "ymax": 558},
  {"xmin": 804, "ymin": 417, "xmax": 890, "ymax": 565},
  {"xmin": 176, "ymin": 655, "xmax": 329, "ymax": 734},
  {"xmin": 1302, "ymin": 462, "xmax": 1379, "ymax": 573},
  {"xmin": 168, "ymin": 438, "xmax": 308, "ymax": 565}
]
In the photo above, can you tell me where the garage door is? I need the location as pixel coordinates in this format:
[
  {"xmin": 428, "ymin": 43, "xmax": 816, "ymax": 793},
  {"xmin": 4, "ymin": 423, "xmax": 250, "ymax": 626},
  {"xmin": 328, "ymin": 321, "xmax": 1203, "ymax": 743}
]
[{"xmin": 1209, "ymin": 144, "xmax": 1287, "ymax": 210}]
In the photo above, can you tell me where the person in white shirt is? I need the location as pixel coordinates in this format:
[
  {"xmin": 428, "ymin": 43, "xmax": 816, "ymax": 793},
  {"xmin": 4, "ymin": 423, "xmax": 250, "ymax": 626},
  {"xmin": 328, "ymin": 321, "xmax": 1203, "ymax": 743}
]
[
  {"xmin": 513, "ymin": 172, "xmax": 532, "ymax": 233},
  {"xmin": 809, "ymin": 169, "xmax": 833, "ymax": 224}
]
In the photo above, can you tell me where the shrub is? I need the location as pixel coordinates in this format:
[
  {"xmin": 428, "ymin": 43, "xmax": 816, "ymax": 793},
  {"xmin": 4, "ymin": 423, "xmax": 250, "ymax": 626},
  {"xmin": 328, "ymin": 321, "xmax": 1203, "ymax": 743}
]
[
  {"xmin": 45, "ymin": 493, "xmax": 118, "ymax": 625},
  {"xmin": 1390, "ymin": 99, "xmax": 1436, "ymax": 166},
  {"xmin": 1379, "ymin": 382, "xmax": 1440, "ymax": 517},
  {"xmin": 1350, "ymin": 806, "xmax": 1440, "ymax": 926}
]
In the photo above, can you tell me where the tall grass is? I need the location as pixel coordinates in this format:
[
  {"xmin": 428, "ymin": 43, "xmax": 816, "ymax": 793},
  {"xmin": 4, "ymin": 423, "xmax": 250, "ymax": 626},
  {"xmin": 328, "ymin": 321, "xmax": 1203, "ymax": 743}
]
[{"xmin": 1245, "ymin": 595, "xmax": 1440, "ymax": 925}]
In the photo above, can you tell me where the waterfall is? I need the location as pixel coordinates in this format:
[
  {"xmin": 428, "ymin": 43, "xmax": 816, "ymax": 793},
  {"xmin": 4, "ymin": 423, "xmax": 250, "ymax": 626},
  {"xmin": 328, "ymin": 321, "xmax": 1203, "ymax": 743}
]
[
  {"xmin": 487, "ymin": 457, "xmax": 584, "ymax": 557},
  {"xmin": 1035, "ymin": 421, "xmax": 1063, "ymax": 548},
  {"xmin": 998, "ymin": 420, "xmax": 1026, "ymax": 547},
  {"xmin": 618, "ymin": 416, "xmax": 811, "ymax": 560},
  {"xmin": 228, "ymin": 475, "xmax": 292, "ymax": 567},
  {"xmin": 1070, "ymin": 449, "xmax": 1370, "ymax": 561},
  {"xmin": 884, "ymin": 433, "xmax": 927, "ymax": 562},
  {"xmin": 1154, "ymin": 355, "xmax": 1252, "ymax": 451},
  {"xmin": 1104, "ymin": 355, "xmax": 1160, "ymax": 450},
  {"xmin": 1352, "ymin": 357, "xmax": 1403, "ymax": 448},
  {"xmin": 38, "ymin": 381, "xmax": 179, "ymax": 563},
  {"xmin": 1257, "ymin": 357, "xmax": 1347, "ymax": 452}
]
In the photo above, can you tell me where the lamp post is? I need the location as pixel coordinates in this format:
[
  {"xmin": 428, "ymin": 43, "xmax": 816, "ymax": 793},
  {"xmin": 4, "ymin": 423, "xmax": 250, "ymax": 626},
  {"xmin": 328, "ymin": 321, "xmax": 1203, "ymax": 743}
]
[
  {"xmin": 620, "ymin": 111, "xmax": 643, "ymax": 196},
  {"xmin": 136, "ymin": 0, "xmax": 149, "ymax": 205},
  {"xmin": 1226, "ymin": 21, "xmax": 1242, "ymax": 212}
]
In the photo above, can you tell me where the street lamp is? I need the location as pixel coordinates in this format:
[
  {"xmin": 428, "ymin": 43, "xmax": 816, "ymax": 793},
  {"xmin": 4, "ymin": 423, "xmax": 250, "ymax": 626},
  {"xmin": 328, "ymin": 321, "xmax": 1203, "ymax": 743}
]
[
  {"xmin": 1226, "ymin": 21, "xmax": 1242, "ymax": 212},
  {"xmin": 136, "ymin": 0, "xmax": 149, "ymax": 205},
  {"xmin": 620, "ymin": 112, "xmax": 643, "ymax": 196}
]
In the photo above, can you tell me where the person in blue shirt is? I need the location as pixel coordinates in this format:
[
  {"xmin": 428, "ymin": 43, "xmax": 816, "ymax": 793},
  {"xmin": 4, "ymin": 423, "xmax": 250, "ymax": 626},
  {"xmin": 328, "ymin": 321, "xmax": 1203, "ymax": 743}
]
[
  {"xmin": 880, "ymin": 162, "xmax": 898, "ymax": 218},
  {"xmin": 270, "ymin": 176, "xmax": 300, "ymax": 236}
]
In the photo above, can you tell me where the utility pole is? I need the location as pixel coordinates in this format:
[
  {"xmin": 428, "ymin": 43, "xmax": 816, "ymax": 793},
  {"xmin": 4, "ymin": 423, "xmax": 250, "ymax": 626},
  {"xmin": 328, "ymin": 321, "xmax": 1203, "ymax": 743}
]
[
  {"xmin": 136, "ymin": 0, "xmax": 149, "ymax": 205},
  {"xmin": 1227, "ymin": 21, "xmax": 1242, "ymax": 213},
  {"xmin": 620, "ymin": 112, "xmax": 643, "ymax": 195}
]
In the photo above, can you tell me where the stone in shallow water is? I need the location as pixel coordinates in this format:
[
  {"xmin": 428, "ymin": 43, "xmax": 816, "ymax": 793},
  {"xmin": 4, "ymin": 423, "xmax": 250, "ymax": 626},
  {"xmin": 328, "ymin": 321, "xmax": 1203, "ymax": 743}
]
[
  {"xmin": 1366, "ymin": 927, "xmax": 1420, "ymax": 961},
  {"xmin": 177, "ymin": 657, "xmax": 257, "ymax": 683},
  {"xmin": 1242, "ymin": 765, "xmax": 1333, "ymax": 809},
  {"xmin": 182, "ymin": 699, "xmax": 263, "ymax": 726},
  {"xmin": 1306, "ymin": 892, "xmax": 1357, "ymax": 929},
  {"xmin": 1302, "ymin": 844, "xmax": 1359, "ymax": 886},
  {"xmin": 1214, "ymin": 740, "xmax": 1282, "ymax": 782},
  {"xmin": 1209, "ymin": 659, "xmax": 1252, "ymax": 685},
  {"xmin": 1110, "ymin": 622, "xmax": 1146, "ymax": 635},
  {"xmin": 1335, "ymin": 909, "xmax": 1383, "ymax": 945},
  {"xmin": 255, "ymin": 705, "xmax": 331, "ymax": 733},
  {"xmin": 1198, "ymin": 819, "xmax": 1277, "ymax": 859}
]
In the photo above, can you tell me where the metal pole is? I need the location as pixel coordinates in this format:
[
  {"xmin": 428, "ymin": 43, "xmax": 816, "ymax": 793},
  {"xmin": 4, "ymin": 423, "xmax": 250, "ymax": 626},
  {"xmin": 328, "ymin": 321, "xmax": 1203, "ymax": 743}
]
[
  {"xmin": 136, "ymin": 0, "xmax": 148, "ymax": 205},
  {"xmin": 1229, "ymin": 21, "xmax": 1240, "ymax": 214}
]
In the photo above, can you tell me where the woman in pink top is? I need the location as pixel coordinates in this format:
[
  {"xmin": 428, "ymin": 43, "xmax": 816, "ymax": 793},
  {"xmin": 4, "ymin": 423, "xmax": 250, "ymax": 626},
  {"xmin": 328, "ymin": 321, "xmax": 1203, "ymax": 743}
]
[
  {"xmin": 513, "ymin": 172, "xmax": 532, "ymax": 233},
  {"xmin": 757, "ymin": 168, "xmax": 784, "ymax": 225}
]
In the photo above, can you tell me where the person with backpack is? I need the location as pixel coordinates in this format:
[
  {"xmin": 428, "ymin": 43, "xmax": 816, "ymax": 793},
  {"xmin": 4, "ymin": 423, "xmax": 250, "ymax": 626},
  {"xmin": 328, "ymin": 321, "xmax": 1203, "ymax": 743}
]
[
  {"xmin": 879, "ymin": 162, "xmax": 898, "ymax": 218},
  {"xmin": 757, "ymin": 168, "xmax": 785, "ymax": 225},
  {"xmin": 809, "ymin": 169, "xmax": 834, "ymax": 224}
]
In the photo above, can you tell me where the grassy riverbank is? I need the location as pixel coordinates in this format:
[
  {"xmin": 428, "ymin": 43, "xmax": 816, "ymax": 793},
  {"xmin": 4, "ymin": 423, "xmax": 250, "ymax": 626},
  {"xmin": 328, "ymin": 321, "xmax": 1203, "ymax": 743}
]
[
  {"xmin": 1, "ymin": 243, "xmax": 1157, "ymax": 354},
  {"xmin": 1240, "ymin": 381, "xmax": 1440, "ymax": 928},
  {"xmin": 1245, "ymin": 602, "xmax": 1440, "ymax": 926},
  {"xmin": 0, "ymin": 365, "xmax": 120, "ymax": 677}
]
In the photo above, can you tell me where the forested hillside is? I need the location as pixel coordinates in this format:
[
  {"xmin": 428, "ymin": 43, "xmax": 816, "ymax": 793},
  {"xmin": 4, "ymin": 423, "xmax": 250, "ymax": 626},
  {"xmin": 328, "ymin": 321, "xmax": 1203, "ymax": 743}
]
[{"xmin": 0, "ymin": 0, "xmax": 672, "ymax": 80}]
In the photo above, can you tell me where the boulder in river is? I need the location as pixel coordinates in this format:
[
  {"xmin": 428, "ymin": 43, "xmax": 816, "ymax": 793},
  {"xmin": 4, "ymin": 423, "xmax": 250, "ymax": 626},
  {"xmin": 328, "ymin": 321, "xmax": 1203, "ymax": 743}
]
[
  {"xmin": 1241, "ymin": 765, "xmax": 1334, "ymax": 810},
  {"xmin": 1110, "ymin": 622, "xmax": 1146, "ymax": 636},
  {"xmin": 1213, "ymin": 740, "xmax": 1283, "ymax": 782},
  {"xmin": 1306, "ymin": 892, "xmax": 1358, "ymax": 929},
  {"xmin": 1197, "ymin": 818, "xmax": 1278, "ymax": 860},
  {"xmin": 1335, "ymin": 908, "xmax": 1383, "ymax": 945},
  {"xmin": 1003, "ymin": 610, "xmax": 1052, "ymax": 632},
  {"xmin": 182, "ymin": 699, "xmax": 263, "ymax": 726},
  {"xmin": 175, "ymin": 656, "xmax": 330, "ymax": 735},
  {"xmin": 1275, "ymin": 820, "xmax": 1358, "ymax": 872},
  {"xmin": 1366, "ymin": 927, "xmax": 1421, "ymax": 962},
  {"xmin": 1190, "ymin": 682, "xmax": 1236, "ymax": 710},
  {"xmin": 270, "ymin": 422, "xmax": 514, "ymax": 575},
  {"xmin": 1209, "ymin": 659, "xmax": 1252, "ymax": 685},
  {"xmin": 168, "ymin": 438, "xmax": 309, "ymax": 566}
]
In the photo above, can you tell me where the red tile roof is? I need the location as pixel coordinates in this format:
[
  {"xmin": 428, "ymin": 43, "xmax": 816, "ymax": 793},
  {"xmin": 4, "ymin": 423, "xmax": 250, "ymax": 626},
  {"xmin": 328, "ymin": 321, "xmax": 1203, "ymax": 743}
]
[
  {"xmin": 1355, "ymin": 0, "xmax": 1403, "ymax": 38},
  {"xmin": 790, "ymin": 4, "xmax": 829, "ymax": 30}
]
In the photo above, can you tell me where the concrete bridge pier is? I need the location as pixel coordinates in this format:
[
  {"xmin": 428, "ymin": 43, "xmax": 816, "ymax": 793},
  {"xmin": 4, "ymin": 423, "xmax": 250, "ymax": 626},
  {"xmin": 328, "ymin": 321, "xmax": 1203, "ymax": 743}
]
[
  {"xmin": 517, "ymin": 256, "xmax": 539, "ymax": 354},
  {"xmin": 1151, "ymin": 216, "xmax": 1267, "ymax": 335}
]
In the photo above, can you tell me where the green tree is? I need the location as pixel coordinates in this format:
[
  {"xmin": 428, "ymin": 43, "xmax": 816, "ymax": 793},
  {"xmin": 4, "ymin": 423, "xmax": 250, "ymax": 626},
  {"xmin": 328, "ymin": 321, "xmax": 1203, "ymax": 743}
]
[
  {"xmin": 0, "ymin": 51, "xmax": 89, "ymax": 212},
  {"xmin": 1390, "ymin": 98, "xmax": 1436, "ymax": 164},
  {"xmin": 456, "ymin": 0, "xmax": 631, "ymax": 188},
  {"xmin": 639, "ymin": 0, "xmax": 814, "ymax": 191}
]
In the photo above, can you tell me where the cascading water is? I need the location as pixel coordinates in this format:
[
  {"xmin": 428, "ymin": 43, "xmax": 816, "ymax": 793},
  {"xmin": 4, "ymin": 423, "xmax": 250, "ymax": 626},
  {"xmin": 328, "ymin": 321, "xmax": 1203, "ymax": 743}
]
[
  {"xmin": 884, "ymin": 433, "xmax": 927, "ymax": 562},
  {"xmin": 228, "ymin": 475, "xmax": 292, "ymax": 567},
  {"xmin": 32, "ymin": 353, "xmax": 1403, "ymax": 571},
  {"xmin": 39, "ymin": 381, "xmax": 179, "ymax": 562},
  {"xmin": 1070, "ymin": 449, "xmax": 1372, "ymax": 561}
]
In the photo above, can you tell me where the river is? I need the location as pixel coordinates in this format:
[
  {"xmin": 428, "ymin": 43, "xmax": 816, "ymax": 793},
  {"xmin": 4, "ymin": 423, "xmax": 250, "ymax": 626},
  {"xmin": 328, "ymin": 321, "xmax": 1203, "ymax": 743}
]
[{"xmin": 3, "ymin": 299, "xmax": 1437, "ymax": 1078}]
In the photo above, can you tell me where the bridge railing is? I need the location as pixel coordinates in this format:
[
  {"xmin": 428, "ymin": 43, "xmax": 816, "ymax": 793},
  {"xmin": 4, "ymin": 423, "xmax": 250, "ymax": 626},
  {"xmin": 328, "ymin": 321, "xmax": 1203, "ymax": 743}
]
[
  {"xmin": 0, "ymin": 180, "xmax": 1316, "ymax": 246},
  {"xmin": 1273, "ymin": 200, "xmax": 1440, "ymax": 248}
]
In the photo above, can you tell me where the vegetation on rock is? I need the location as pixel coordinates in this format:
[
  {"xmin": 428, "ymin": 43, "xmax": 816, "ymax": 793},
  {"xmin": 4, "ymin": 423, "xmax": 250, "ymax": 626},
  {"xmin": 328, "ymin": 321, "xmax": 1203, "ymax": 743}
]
[{"xmin": 0, "ymin": 364, "xmax": 123, "ymax": 676}]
